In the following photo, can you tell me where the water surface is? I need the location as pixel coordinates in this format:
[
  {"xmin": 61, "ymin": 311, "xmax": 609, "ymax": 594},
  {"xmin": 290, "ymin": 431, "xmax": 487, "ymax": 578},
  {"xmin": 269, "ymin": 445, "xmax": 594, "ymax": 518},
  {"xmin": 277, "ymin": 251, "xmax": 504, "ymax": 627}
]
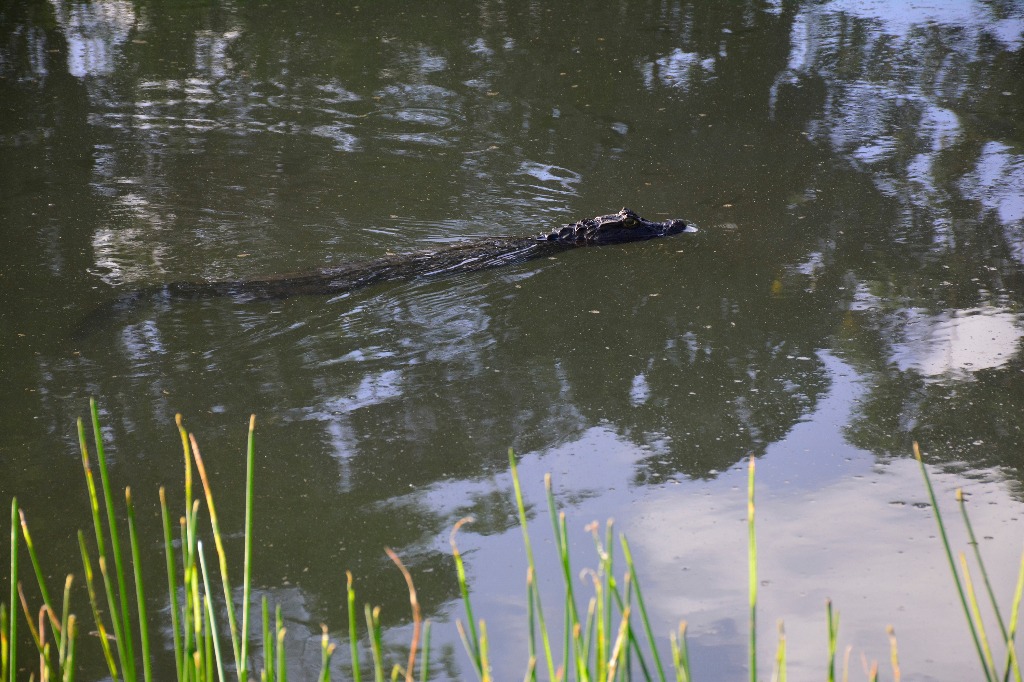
[{"xmin": 2, "ymin": 0, "xmax": 1023, "ymax": 679}]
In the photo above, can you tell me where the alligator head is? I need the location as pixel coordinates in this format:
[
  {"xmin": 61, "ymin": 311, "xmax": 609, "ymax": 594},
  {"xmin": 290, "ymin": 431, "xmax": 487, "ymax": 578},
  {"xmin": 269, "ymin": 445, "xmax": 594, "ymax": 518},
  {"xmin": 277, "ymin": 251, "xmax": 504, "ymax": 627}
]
[{"xmin": 539, "ymin": 208, "xmax": 694, "ymax": 245}]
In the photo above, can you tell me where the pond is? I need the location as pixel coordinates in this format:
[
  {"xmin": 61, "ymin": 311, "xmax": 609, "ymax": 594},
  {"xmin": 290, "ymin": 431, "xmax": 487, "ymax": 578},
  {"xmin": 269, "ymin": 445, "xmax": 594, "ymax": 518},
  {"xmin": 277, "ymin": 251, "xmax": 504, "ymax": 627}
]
[{"xmin": 2, "ymin": 0, "xmax": 1023, "ymax": 679}]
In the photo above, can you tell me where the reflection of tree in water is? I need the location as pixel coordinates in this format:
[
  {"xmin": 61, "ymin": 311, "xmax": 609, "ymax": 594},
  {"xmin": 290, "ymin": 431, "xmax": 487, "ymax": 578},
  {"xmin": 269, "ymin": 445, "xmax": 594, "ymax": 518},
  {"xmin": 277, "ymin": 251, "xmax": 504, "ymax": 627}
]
[{"xmin": 768, "ymin": 1, "xmax": 1024, "ymax": 473}]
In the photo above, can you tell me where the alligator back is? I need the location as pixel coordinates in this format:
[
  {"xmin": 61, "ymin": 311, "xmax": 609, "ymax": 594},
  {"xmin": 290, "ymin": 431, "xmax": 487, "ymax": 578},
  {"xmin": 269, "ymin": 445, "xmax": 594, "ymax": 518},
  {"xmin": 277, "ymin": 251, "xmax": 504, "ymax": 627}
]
[{"xmin": 73, "ymin": 209, "xmax": 693, "ymax": 337}]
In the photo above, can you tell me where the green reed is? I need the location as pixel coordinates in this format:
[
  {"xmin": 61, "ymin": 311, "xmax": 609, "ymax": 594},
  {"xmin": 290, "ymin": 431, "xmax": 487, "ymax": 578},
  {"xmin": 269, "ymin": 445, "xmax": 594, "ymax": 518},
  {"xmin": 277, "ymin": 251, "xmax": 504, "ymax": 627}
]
[
  {"xmin": 449, "ymin": 449, "xmax": 671, "ymax": 680},
  {"xmin": 914, "ymin": 441, "xmax": 1024, "ymax": 682},
  {"xmin": 3, "ymin": 402, "xmax": 438, "ymax": 682},
  {"xmin": 3, "ymin": 405, "xmax": 1023, "ymax": 681}
]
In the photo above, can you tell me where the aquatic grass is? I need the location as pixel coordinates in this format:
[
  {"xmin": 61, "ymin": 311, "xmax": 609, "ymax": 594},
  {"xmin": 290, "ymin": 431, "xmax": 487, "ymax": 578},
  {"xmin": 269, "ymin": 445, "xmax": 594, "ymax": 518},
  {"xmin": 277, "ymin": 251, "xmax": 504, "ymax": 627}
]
[
  {"xmin": 774, "ymin": 621, "xmax": 785, "ymax": 682},
  {"xmin": 88, "ymin": 400, "xmax": 138, "ymax": 682},
  {"xmin": 8, "ymin": 499, "xmax": 17, "ymax": 682},
  {"xmin": 4, "ymin": 406, "xmax": 1024, "ymax": 682},
  {"xmin": 748, "ymin": 455, "xmax": 757, "ymax": 682},
  {"xmin": 914, "ymin": 441, "xmax": 1024, "ymax": 682},
  {"xmin": 449, "ymin": 521, "xmax": 482, "ymax": 679},
  {"xmin": 345, "ymin": 573, "xmax": 361, "ymax": 682},
  {"xmin": 886, "ymin": 627, "xmax": 899, "ymax": 682},
  {"xmin": 3, "ymin": 405, "xmax": 354, "ymax": 682},
  {"xmin": 384, "ymin": 547, "xmax": 426, "ymax": 682},
  {"xmin": 826, "ymin": 600, "xmax": 838, "ymax": 682},
  {"xmin": 669, "ymin": 622, "xmax": 690, "ymax": 682}
]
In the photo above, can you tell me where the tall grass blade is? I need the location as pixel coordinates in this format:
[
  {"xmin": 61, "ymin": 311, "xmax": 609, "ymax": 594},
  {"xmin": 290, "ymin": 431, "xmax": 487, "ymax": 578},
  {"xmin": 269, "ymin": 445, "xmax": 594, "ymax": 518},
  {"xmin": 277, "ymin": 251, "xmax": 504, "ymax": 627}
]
[
  {"xmin": 365, "ymin": 605, "xmax": 383, "ymax": 682},
  {"xmin": 174, "ymin": 416, "xmax": 194, "ymax": 551},
  {"xmin": 345, "ymin": 573, "xmax": 360, "ymax": 682},
  {"xmin": 77, "ymin": 532, "xmax": 118, "ymax": 682},
  {"xmin": 774, "ymin": 620, "xmax": 786, "ymax": 682},
  {"xmin": 587, "ymin": 522, "xmax": 615, "ymax": 681},
  {"xmin": 1005, "ymin": 540, "xmax": 1024, "ymax": 682},
  {"xmin": 197, "ymin": 543, "xmax": 226, "ymax": 682},
  {"xmin": 262, "ymin": 597, "xmax": 273, "ymax": 682},
  {"xmin": 579, "ymin": 577, "xmax": 597, "ymax": 676},
  {"xmin": 58, "ymin": 576, "xmax": 73, "ymax": 672},
  {"xmin": 508, "ymin": 449, "xmax": 554, "ymax": 680},
  {"xmin": 98, "ymin": 553, "xmax": 134, "ymax": 682},
  {"xmin": 886, "ymin": 626, "xmax": 900, "ymax": 682},
  {"xmin": 525, "ymin": 570, "xmax": 537, "ymax": 682},
  {"xmin": 669, "ymin": 622, "xmax": 690, "ymax": 682},
  {"xmin": 124, "ymin": 489, "xmax": 152, "ymax": 682},
  {"xmin": 455, "ymin": 622, "xmax": 478, "ymax": 681},
  {"xmin": 959, "ymin": 553, "xmax": 997, "ymax": 677},
  {"xmin": 521, "ymin": 656, "xmax": 536, "ymax": 682},
  {"xmin": 15, "ymin": 585, "xmax": 44, "ymax": 666},
  {"xmin": 318, "ymin": 625, "xmax": 335, "ymax": 682},
  {"xmin": 419, "ymin": 620, "xmax": 432, "ymax": 682},
  {"xmin": 478, "ymin": 620, "xmax": 490, "ymax": 682},
  {"xmin": 62, "ymin": 615, "xmax": 76, "ymax": 682},
  {"xmin": 88, "ymin": 399, "xmax": 137, "ymax": 682},
  {"xmin": 449, "ymin": 518, "xmax": 481, "ymax": 676},
  {"xmin": 159, "ymin": 488, "xmax": 184, "ymax": 682},
  {"xmin": 191, "ymin": 434, "xmax": 243, "ymax": 674},
  {"xmin": 601, "ymin": 568, "xmax": 655, "ymax": 680},
  {"xmin": 18, "ymin": 511, "xmax": 59, "ymax": 637},
  {"xmin": 826, "ymin": 601, "xmax": 837, "ymax": 682},
  {"xmin": 914, "ymin": 442, "xmax": 993, "ymax": 681},
  {"xmin": 606, "ymin": 607, "xmax": 631, "ymax": 681},
  {"xmin": 619, "ymin": 535, "xmax": 666, "ymax": 682},
  {"xmin": 2, "ymin": 603, "xmax": 8, "ymax": 682},
  {"xmin": 747, "ymin": 455, "xmax": 757, "ymax": 682},
  {"xmin": 544, "ymin": 476, "xmax": 579, "ymax": 680},
  {"xmin": 275, "ymin": 621, "xmax": 286, "ymax": 682},
  {"xmin": 182, "ymin": 513, "xmax": 200, "ymax": 682},
  {"xmin": 956, "ymin": 489, "xmax": 1009, "ymax": 639},
  {"xmin": 78, "ymin": 418, "xmax": 130, "ymax": 682},
  {"xmin": 384, "ymin": 548, "xmax": 421, "ymax": 682},
  {"xmin": 241, "ymin": 415, "xmax": 257, "ymax": 682},
  {"xmin": 9, "ymin": 499, "xmax": 18, "ymax": 682}
]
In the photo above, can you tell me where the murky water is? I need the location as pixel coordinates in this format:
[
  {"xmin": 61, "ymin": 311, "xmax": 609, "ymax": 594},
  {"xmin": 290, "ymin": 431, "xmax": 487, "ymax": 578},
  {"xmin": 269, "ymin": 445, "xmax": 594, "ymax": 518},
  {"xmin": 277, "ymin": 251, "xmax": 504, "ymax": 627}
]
[{"xmin": 2, "ymin": 0, "xmax": 1024, "ymax": 679}]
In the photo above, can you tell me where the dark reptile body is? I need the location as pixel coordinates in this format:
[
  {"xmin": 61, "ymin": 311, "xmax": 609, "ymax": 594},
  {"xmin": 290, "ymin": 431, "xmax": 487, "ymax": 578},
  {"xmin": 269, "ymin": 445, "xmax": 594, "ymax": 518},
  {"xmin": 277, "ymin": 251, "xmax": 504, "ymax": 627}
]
[
  {"xmin": 74, "ymin": 209, "xmax": 694, "ymax": 337},
  {"xmin": 160, "ymin": 208, "xmax": 694, "ymax": 301}
]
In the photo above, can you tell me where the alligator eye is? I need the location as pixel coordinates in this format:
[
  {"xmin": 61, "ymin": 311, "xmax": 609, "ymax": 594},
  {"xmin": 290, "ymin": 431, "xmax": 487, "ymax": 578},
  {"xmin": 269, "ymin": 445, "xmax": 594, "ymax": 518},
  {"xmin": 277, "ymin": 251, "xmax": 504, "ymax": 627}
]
[{"xmin": 623, "ymin": 217, "xmax": 637, "ymax": 228}]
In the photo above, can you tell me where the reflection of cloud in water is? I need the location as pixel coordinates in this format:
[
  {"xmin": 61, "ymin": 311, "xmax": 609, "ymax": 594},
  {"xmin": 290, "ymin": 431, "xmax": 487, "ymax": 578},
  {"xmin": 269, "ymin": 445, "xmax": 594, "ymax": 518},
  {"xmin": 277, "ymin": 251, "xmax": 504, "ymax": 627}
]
[
  {"xmin": 640, "ymin": 48, "xmax": 715, "ymax": 92},
  {"xmin": 631, "ymin": 457, "xmax": 1020, "ymax": 680},
  {"xmin": 91, "ymin": 191, "xmax": 176, "ymax": 285},
  {"xmin": 891, "ymin": 307, "xmax": 1023, "ymax": 380},
  {"xmin": 517, "ymin": 161, "xmax": 580, "ymax": 190},
  {"xmin": 309, "ymin": 124, "xmax": 359, "ymax": 152},
  {"xmin": 286, "ymin": 369, "xmax": 405, "ymax": 482},
  {"xmin": 511, "ymin": 161, "xmax": 582, "ymax": 207},
  {"xmin": 960, "ymin": 142, "xmax": 1024, "ymax": 261},
  {"xmin": 823, "ymin": 0, "xmax": 1024, "ymax": 48}
]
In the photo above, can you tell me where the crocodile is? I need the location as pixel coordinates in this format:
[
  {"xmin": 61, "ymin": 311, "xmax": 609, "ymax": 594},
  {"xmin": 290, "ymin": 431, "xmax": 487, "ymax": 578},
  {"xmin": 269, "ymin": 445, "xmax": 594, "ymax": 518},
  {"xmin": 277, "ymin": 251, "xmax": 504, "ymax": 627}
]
[{"xmin": 75, "ymin": 209, "xmax": 694, "ymax": 334}]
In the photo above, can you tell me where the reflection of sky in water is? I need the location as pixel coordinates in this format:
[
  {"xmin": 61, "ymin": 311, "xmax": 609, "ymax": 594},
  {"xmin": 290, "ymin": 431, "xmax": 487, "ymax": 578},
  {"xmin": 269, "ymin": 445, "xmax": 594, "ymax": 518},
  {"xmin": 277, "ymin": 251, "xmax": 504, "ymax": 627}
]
[
  {"xmin": 632, "ymin": 456, "xmax": 1018, "ymax": 681},
  {"xmin": 891, "ymin": 307, "xmax": 1023, "ymax": 380},
  {"xmin": 640, "ymin": 49, "xmax": 716, "ymax": 92},
  {"xmin": 823, "ymin": 0, "xmax": 1024, "ymax": 48},
  {"xmin": 385, "ymin": 351, "xmax": 1019, "ymax": 680}
]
